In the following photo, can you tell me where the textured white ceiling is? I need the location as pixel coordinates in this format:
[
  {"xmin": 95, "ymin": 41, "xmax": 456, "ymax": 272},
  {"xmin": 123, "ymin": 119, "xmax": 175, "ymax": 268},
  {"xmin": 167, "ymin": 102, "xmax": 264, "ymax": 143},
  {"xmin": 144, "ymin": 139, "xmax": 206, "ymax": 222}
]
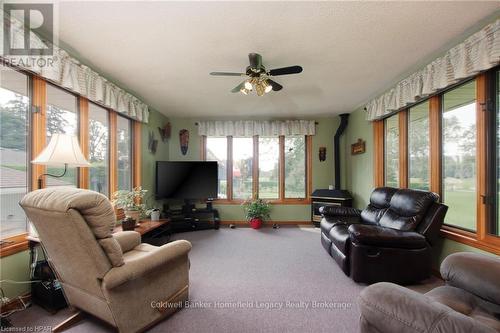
[{"xmin": 57, "ymin": 1, "xmax": 499, "ymax": 118}]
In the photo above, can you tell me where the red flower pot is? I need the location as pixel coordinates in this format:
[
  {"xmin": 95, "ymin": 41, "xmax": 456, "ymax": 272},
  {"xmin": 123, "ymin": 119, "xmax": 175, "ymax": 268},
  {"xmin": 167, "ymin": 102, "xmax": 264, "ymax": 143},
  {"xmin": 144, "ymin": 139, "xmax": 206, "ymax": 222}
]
[{"xmin": 249, "ymin": 218, "xmax": 263, "ymax": 229}]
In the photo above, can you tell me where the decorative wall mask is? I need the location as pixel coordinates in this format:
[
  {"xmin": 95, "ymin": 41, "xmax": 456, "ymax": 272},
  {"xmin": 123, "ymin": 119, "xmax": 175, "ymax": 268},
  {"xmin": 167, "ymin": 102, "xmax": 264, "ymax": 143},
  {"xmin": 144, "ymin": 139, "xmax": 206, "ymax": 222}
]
[
  {"xmin": 319, "ymin": 147, "xmax": 326, "ymax": 162},
  {"xmin": 179, "ymin": 129, "xmax": 189, "ymax": 155},
  {"xmin": 158, "ymin": 122, "xmax": 171, "ymax": 142},
  {"xmin": 351, "ymin": 138, "xmax": 366, "ymax": 155},
  {"xmin": 148, "ymin": 131, "xmax": 158, "ymax": 154}
]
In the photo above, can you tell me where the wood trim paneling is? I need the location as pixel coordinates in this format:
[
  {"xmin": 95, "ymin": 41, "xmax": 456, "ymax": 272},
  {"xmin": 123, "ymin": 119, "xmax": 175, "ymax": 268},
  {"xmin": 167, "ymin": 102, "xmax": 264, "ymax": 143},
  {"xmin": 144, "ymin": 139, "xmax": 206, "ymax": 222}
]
[
  {"xmin": 253, "ymin": 135, "xmax": 259, "ymax": 199},
  {"xmin": 109, "ymin": 111, "xmax": 118, "ymax": 195},
  {"xmin": 227, "ymin": 136, "xmax": 233, "ymax": 200},
  {"xmin": 133, "ymin": 121, "xmax": 142, "ymax": 188},
  {"xmin": 441, "ymin": 227, "xmax": 500, "ymax": 255},
  {"xmin": 475, "ymin": 74, "xmax": 490, "ymax": 243},
  {"xmin": 429, "ymin": 95, "xmax": 442, "ymax": 197},
  {"xmin": 0, "ymin": 234, "xmax": 28, "ymax": 258},
  {"xmin": 306, "ymin": 135, "xmax": 313, "ymax": 198},
  {"xmin": 200, "ymin": 135, "xmax": 206, "ymax": 160},
  {"xmin": 373, "ymin": 120, "xmax": 385, "ymax": 187},
  {"xmin": 279, "ymin": 136, "xmax": 285, "ymax": 200},
  {"xmin": 398, "ymin": 110, "xmax": 408, "ymax": 188},
  {"xmin": 31, "ymin": 77, "xmax": 46, "ymax": 189},
  {"xmin": 78, "ymin": 98, "xmax": 89, "ymax": 189}
]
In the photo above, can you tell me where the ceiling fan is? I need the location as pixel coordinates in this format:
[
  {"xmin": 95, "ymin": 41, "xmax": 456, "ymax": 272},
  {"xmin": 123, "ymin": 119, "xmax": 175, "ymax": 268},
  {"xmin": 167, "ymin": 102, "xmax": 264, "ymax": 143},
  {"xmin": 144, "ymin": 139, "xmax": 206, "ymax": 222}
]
[{"xmin": 210, "ymin": 53, "xmax": 303, "ymax": 96}]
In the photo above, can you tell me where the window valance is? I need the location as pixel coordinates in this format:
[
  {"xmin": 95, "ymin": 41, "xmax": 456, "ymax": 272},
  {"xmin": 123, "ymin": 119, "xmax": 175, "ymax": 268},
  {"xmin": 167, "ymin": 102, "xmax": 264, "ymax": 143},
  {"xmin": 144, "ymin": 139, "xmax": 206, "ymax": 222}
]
[
  {"xmin": 365, "ymin": 19, "xmax": 500, "ymax": 121},
  {"xmin": 197, "ymin": 120, "xmax": 316, "ymax": 137},
  {"xmin": 2, "ymin": 14, "xmax": 149, "ymax": 123}
]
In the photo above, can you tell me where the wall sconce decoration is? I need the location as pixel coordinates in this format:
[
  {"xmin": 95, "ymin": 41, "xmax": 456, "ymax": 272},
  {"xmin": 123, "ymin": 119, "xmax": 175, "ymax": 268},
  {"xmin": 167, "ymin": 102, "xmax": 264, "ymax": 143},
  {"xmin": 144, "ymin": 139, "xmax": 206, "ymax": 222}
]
[
  {"xmin": 179, "ymin": 129, "xmax": 189, "ymax": 155},
  {"xmin": 319, "ymin": 147, "xmax": 326, "ymax": 162},
  {"xmin": 158, "ymin": 122, "xmax": 171, "ymax": 142},
  {"xmin": 351, "ymin": 138, "xmax": 366, "ymax": 155},
  {"xmin": 148, "ymin": 131, "xmax": 158, "ymax": 154}
]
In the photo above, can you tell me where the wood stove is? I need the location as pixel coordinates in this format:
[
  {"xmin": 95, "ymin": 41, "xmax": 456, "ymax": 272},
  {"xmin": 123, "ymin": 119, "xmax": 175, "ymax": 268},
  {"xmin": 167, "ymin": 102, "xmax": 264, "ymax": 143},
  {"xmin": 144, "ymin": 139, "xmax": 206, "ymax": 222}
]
[{"xmin": 311, "ymin": 189, "xmax": 352, "ymax": 227}]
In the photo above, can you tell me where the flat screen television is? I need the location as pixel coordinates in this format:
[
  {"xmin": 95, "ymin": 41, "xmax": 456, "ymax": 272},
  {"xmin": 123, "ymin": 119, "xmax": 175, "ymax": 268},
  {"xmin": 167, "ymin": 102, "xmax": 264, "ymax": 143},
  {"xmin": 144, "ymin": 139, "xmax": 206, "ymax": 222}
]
[{"xmin": 155, "ymin": 161, "xmax": 218, "ymax": 200}]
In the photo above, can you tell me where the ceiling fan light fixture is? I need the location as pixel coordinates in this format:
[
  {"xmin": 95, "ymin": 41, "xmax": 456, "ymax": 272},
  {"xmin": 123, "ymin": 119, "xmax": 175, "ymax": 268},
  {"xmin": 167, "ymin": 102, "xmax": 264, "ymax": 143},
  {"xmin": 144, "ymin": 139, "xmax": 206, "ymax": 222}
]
[
  {"xmin": 240, "ymin": 87, "xmax": 249, "ymax": 95},
  {"xmin": 263, "ymin": 80, "xmax": 273, "ymax": 93},
  {"xmin": 244, "ymin": 80, "xmax": 253, "ymax": 90}
]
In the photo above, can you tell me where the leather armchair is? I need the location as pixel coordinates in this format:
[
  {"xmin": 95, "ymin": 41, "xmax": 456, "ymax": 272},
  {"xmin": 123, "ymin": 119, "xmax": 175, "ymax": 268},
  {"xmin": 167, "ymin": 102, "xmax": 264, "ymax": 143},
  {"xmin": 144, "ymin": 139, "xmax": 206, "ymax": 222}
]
[
  {"xmin": 20, "ymin": 188, "xmax": 191, "ymax": 333},
  {"xmin": 359, "ymin": 252, "xmax": 500, "ymax": 333},
  {"xmin": 320, "ymin": 187, "xmax": 448, "ymax": 284}
]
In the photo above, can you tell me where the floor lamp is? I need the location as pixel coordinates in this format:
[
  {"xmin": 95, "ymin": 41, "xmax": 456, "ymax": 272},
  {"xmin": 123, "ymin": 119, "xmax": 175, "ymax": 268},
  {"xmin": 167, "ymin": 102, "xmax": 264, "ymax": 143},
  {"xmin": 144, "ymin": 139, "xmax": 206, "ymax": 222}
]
[{"xmin": 32, "ymin": 134, "xmax": 90, "ymax": 189}]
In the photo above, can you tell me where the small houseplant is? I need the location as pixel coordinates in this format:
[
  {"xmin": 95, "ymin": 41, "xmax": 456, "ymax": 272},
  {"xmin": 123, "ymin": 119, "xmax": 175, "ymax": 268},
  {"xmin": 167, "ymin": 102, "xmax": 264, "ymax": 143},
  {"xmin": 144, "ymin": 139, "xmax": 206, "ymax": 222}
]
[
  {"xmin": 112, "ymin": 187, "xmax": 148, "ymax": 222},
  {"xmin": 243, "ymin": 198, "xmax": 271, "ymax": 229}
]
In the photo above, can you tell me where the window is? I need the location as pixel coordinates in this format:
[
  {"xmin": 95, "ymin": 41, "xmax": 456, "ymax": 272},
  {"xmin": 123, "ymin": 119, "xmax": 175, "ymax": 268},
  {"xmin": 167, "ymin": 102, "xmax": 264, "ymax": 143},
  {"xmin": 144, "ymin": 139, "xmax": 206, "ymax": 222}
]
[
  {"xmin": 204, "ymin": 135, "xmax": 311, "ymax": 202},
  {"xmin": 442, "ymin": 80, "xmax": 477, "ymax": 232},
  {"xmin": 384, "ymin": 115, "xmax": 399, "ymax": 187},
  {"xmin": 408, "ymin": 101, "xmax": 430, "ymax": 190},
  {"xmin": 285, "ymin": 136, "xmax": 306, "ymax": 198},
  {"xmin": 205, "ymin": 137, "xmax": 227, "ymax": 198},
  {"xmin": 375, "ymin": 69, "xmax": 500, "ymax": 253},
  {"xmin": 232, "ymin": 137, "xmax": 253, "ymax": 199},
  {"xmin": 117, "ymin": 115, "xmax": 132, "ymax": 190},
  {"xmin": 0, "ymin": 65, "xmax": 30, "ymax": 238},
  {"xmin": 259, "ymin": 137, "xmax": 279, "ymax": 199},
  {"xmin": 46, "ymin": 84, "xmax": 78, "ymax": 187},
  {"xmin": 88, "ymin": 103, "xmax": 109, "ymax": 195}
]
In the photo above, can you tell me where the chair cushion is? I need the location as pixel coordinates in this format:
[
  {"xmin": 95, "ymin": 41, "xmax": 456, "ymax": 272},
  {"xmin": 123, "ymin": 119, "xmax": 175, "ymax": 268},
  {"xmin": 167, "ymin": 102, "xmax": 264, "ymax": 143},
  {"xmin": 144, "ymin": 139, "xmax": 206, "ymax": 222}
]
[
  {"xmin": 379, "ymin": 189, "xmax": 439, "ymax": 231},
  {"xmin": 360, "ymin": 187, "xmax": 397, "ymax": 225},
  {"xmin": 329, "ymin": 225, "xmax": 350, "ymax": 255},
  {"xmin": 426, "ymin": 286, "xmax": 500, "ymax": 332},
  {"xmin": 348, "ymin": 224, "xmax": 428, "ymax": 249},
  {"xmin": 99, "ymin": 238, "xmax": 124, "ymax": 267}
]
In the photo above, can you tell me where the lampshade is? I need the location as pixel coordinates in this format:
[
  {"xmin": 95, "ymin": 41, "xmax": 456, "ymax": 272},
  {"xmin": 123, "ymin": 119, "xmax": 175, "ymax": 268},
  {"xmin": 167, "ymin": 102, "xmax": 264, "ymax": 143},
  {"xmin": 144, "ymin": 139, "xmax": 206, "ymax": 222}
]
[{"xmin": 32, "ymin": 134, "xmax": 90, "ymax": 167}]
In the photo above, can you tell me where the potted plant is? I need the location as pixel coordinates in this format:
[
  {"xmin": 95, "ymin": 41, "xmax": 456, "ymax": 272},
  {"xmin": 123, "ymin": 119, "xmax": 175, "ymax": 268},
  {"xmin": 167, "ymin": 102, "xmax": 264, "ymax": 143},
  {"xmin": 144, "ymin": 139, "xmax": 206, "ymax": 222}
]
[
  {"xmin": 243, "ymin": 198, "xmax": 271, "ymax": 229},
  {"xmin": 112, "ymin": 187, "xmax": 148, "ymax": 223}
]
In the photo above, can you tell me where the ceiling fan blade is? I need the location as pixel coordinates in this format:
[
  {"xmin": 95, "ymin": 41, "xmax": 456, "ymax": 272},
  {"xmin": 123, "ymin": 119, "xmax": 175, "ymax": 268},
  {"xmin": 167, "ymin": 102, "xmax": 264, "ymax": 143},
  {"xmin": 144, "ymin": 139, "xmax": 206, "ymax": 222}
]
[
  {"xmin": 267, "ymin": 79, "xmax": 283, "ymax": 91},
  {"xmin": 231, "ymin": 81, "xmax": 246, "ymax": 93},
  {"xmin": 268, "ymin": 65, "xmax": 303, "ymax": 76},
  {"xmin": 248, "ymin": 53, "xmax": 262, "ymax": 71},
  {"xmin": 210, "ymin": 72, "xmax": 245, "ymax": 76}
]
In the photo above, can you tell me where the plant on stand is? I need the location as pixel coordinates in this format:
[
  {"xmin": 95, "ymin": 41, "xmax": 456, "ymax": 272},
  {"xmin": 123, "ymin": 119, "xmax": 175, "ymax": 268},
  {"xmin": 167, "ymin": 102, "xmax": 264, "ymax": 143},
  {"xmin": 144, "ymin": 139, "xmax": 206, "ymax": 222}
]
[
  {"xmin": 243, "ymin": 198, "xmax": 271, "ymax": 229},
  {"xmin": 112, "ymin": 187, "xmax": 148, "ymax": 223}
]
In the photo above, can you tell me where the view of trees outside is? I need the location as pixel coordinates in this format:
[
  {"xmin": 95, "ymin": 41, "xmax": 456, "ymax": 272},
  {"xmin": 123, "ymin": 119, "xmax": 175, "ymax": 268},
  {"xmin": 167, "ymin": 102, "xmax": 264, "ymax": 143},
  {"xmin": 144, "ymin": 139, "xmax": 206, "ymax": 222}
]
[
  {"xmin": 442, "ymin": 80, "xmax": 476, "ymax": 231},
  {"xmin": 0, "ymin": 67, "xmax": 29, "ymax": 237},
  {"xmin": 89, "ymin": 103, "xmax": 109, "ymax": 195},
  {"xmin": 232, "ymin": 137, "xmax": 253, "ymax": 199},
  {"xmin": 117, "ymin": 115, "xmax": 132, "ymax": 191},
  {"xmin": 46, "ymin": 84, "xmax": 78, "ymax": 187},
  {"xmin": 285, "ymin": 136, "xmax": 306, "ymax": 198},
  {"xmin": 384, "ymin": 115, "xmax": 399, "ymax": 187},
  {"xmin": 258, "ymin": 137, "xmax": 279, "ymax": 198},
  {"xmin": 409, "ymin": 101, "xmax": 430, "ymax": 190},
  {"xmin": 206, "ymin": 137, "xmax": 227, "ymax": 198}
]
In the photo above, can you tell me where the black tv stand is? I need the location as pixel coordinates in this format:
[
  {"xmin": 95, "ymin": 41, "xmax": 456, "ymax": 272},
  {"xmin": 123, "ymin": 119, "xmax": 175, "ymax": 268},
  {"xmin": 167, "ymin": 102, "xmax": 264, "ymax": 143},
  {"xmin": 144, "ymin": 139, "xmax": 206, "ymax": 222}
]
[{"xmin": 163, "ymin": 201, "xmax": 219, "ymax": 233}]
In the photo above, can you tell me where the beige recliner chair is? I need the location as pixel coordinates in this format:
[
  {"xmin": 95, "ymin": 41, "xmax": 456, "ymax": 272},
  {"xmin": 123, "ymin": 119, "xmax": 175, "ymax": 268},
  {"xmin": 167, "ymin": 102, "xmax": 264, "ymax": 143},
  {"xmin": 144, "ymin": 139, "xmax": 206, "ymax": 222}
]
[{"xmin": 20, "ymin": 187, "xmax": 191, "ymax": 333}]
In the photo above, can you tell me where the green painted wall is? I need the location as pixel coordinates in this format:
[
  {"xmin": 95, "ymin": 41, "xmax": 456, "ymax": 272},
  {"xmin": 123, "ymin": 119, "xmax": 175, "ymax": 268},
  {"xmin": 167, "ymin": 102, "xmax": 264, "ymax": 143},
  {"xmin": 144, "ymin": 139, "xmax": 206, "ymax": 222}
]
[
  {"xmin": 0, "ymin": 251, "xmax": 30, "ymax": 299},
  {"xmin": 343, "ymin": 108, "xmax": 499, "ymax": 268},
  {"xmin": 165, "ymin": 117, "xmax": 338, "ymax": 221},
  {"xmin": 141, "ymin": 109, "xmax": 170, "ymax": 208}
]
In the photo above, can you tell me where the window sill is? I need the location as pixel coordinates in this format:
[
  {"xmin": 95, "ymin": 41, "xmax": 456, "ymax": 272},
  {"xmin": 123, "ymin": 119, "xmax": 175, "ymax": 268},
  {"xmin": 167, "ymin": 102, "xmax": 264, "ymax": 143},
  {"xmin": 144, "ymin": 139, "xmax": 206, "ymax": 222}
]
[
  {"xmin": 212, "ymin": 198, "xmax": 311, "ymax": 205},
  {"xmin": 0, "ymin": 233, "xmax": 29, "ymax": 258},
  {"xmin": 440, "ymin": 226, "xmax": 500, "ymax": 255}
]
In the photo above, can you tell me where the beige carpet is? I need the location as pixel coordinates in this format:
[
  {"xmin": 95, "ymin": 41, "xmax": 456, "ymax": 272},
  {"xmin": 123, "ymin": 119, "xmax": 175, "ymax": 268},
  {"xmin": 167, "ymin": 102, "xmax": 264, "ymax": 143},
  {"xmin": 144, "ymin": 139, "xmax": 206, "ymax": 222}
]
[{"xmin": 9, "ymin": 226, "xmax": 443, "ymax": 332}]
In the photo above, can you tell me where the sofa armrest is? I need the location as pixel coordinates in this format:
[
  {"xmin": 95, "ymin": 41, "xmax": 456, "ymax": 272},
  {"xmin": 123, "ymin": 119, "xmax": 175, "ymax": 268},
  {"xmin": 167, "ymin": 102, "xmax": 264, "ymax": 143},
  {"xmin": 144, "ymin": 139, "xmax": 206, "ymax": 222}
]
[
  {"xmin": 359, "ymin": 282, "xmax": 495, "ymax": 333},
  {"xmin": 102, "ymin": 240, "xmax": 192, "ymax": 289},
  {"xmin": 440, "ymin": 252, "xmax": 500, "ymax": 305},
  {"xmin": 113, "ymin": 231, "xmax": 141, "ymax": 253},
  {"xmin": 348, "ymin": 224, "xmax": 427, "ymax": 249},
  {"xmin": 320, "ymin": 206, "xmax": 361, "ymax": 217}
]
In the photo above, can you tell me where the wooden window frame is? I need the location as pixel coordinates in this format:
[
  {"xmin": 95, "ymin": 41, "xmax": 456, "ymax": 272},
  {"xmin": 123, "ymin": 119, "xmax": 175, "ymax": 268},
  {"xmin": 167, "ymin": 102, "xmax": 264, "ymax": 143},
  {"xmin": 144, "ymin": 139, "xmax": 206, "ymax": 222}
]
[
  {"xmin": 374, "ymin": 71, "xmax": 500, "ymax": 255},
  {"xmin": 203, "ymin": 135, "xmax": 312, "ymax": 204},
  {"xmin": 1, "ymin": 71, "xmax": 142, "ymax": 257}
]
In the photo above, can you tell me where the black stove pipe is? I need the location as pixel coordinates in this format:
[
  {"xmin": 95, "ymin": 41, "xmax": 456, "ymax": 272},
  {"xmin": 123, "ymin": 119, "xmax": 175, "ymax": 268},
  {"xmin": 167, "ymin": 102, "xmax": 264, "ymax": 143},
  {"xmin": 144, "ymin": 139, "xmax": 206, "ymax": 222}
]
[{"xmin": 334, "ymin": 113, "xmax": 349, "ymax": 190}]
